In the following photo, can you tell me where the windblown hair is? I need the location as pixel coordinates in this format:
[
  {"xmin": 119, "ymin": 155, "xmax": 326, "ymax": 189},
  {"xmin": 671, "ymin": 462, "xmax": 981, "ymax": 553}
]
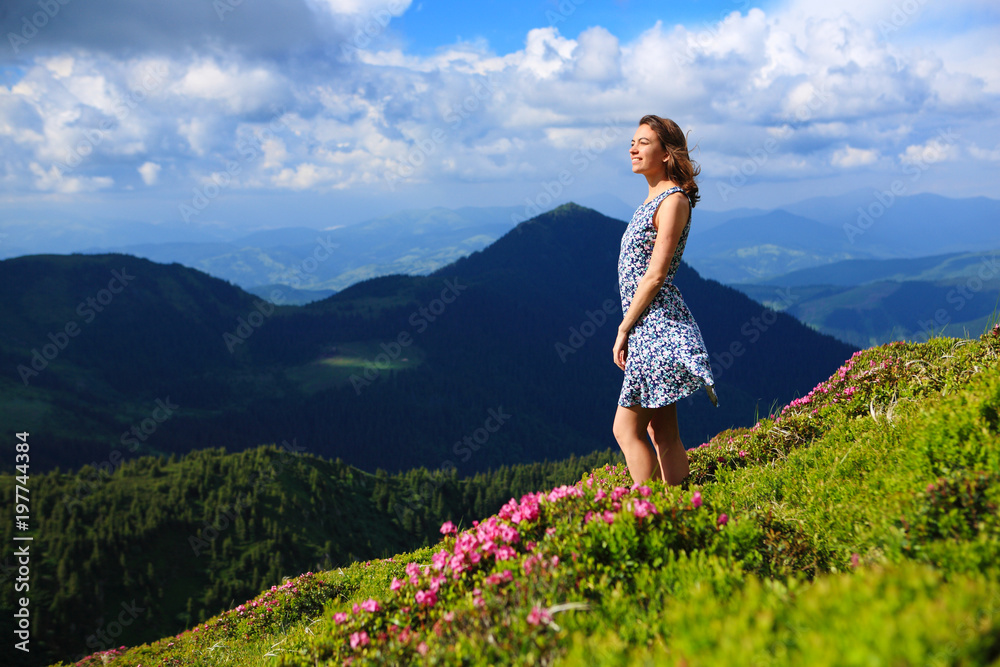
[{"xmin": 638, "ymin": 115, "xmax": 700, "ymax": 207}]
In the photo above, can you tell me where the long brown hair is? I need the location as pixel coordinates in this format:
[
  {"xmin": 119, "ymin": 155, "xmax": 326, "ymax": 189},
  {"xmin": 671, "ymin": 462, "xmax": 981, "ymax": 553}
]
[{"xmin": 638, "ymin": 115, "xmax": 700, "ymax": 207}]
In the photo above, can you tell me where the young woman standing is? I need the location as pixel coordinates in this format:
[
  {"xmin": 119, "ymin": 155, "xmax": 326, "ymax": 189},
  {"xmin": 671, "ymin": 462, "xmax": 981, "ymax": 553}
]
[{"xmin": 613, "ymin": 115, "xmax": 717, "ymax": 486}]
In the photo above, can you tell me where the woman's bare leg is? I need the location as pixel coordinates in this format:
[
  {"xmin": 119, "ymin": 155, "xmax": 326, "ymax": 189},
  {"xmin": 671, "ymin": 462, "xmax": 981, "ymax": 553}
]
[
  {"xmin": 613, "ymin": 405, "xmax": 659, "ymax": 485},
  {"xmin": 647, "ymin": 403, "xmax": 689, "ymax": 485}
]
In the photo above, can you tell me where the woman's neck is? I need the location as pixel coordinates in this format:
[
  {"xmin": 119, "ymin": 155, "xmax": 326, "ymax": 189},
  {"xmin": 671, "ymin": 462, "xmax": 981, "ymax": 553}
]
[{"xmin": 644, "ymin": 177, "xmax": 680, "ymax": 202}]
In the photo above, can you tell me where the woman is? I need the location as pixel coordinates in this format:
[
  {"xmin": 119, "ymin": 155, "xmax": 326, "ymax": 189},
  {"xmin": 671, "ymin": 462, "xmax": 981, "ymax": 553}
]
[{"xmin": 613, "ymin": 115, "xmax": 717, "ymax": 486}]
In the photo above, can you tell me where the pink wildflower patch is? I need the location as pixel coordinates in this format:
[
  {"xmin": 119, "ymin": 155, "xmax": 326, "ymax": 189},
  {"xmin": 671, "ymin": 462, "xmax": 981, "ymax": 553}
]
[
  {"xmin": 360, "ymin": 598, "xmax": 380, "ymax": 613},
  {"xmin": 717, "ymin": 513, "xmax": 729, "ymax": 527},
  {"xmin": 415, "ymin": 589, "xmax": 437, "ymax": 607},
  {"xmin": 631, "ymin": 498, "xmax": 658, "ymax": 519},
  {"xmin": 495, "ymin": 545, "xmax": 517, "ymax": 561},
  {"xmin": 527, "ymin": 605, "xmax": 553, "ymax": 626},
  {"xmin": 691, "ymin": 491, "xmax": 702, "ymax": 508},
  {"xmin": 390, "ymin": 578, "xmax": 403, "ymax": 591},
  {"xmin": 440, "ymin": 521, "xmax": 457, "ymax": 534},
  {"xmin": 333, "ymin": 612, "xmax": 348, "ymax": 624},
  {"xmin": 602, "ymin": 510, "xmax": 616, "ymax": 525},
  {"xmin": 349, "ymin": 630, "xmax": 370, "ymax": 649}
]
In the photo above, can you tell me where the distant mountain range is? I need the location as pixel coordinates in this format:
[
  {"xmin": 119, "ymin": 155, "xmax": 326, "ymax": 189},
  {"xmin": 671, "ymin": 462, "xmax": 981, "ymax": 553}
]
[
  {"xmin": 684, "ymin": 192, "xmax": 1000, "ymax": 284},
  {"xmin": 61, "ymin": 206, "xmax": 524, "ymax": 303},
  {"xmin": 4, "ymin": 192, "xmax": 994, "ymax": 306},
  {"xmin": 0, "ymin": 204, "xmax": 854, "ymax": 475},
  {"xmin": 733, "ymin": 249, "xmax": 1000, "ymax": 347}
]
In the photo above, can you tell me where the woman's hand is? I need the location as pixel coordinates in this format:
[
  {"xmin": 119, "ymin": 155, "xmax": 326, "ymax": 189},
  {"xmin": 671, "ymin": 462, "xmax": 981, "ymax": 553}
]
[{"xmin": 613, "ymin": 330, "xmax": 629, "ymax": 370}]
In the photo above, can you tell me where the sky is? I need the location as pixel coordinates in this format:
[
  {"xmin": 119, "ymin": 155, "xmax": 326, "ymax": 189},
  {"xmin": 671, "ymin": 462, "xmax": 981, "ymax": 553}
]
[{"xmin": 0, "ymin": 0, "xmax": 998, "ymax": 240}]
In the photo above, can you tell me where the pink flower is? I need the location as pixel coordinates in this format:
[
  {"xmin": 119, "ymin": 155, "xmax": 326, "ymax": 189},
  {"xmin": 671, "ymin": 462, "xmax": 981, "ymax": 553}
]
[
  {"xmin": 526, "ymin": 605, "xmax": 552, "ymax": 626},
  {"xmin": 390, "ymin": 578, "xmax": 403, "ymax": 591},
  {"xmin": 851, "ymin": 553, "xmax": 860, "ymax": 568},
  {"xmin": 717, "ymin": 513, "xmax": 728, "ymax": 527},
  {"xmin": 333, "ymin": 612, "xmax": 348, "ymax": 624},
  {"xmin": 637, "ymin": 485, "xmax": 652, "ymax": 497},
  {"xmin": 349, "ymin": 631, "xmax": 369, "ymax": 649},
  {"xmin": 602, "ymin": 510, "xmax": 615, "ymax": 525},
  {"xmin": 360, "ymin": 598, "xmax": 380, "ymax": 613},
  {"xmin": 440, "ymin": 521, "xmax": 457, "ymax": 534},
  {"xmin": 415, "ymin": 589, "xmax": 437, "ymax": 607},
  {"xmin": 594, "ymin": 488, "xmax": 607, "ymax": 501},
  {"xmin": 691, "ymin": 491, "xmax": 702, "ymax": 508},
  {"xmin": 495, "ymin": 545, "xmax": 517, "ymax": 561},
  {"xmin": 738, "ymin": 450, "xmax": 747, "ymax": 458},
  {"xmin": 499, "ymin": 524, "xmax": 520, "ymax": 543},
  {"xmin": 632, "ymin": 499, "xmax": 658, "ymax": 519},
  {"xmin": 417, "ymin": 642, "xmax": 429, "ymax": 656},
  {"xmin": 433, "ymin": 574, "xmax": 448, "ymax": 591}
]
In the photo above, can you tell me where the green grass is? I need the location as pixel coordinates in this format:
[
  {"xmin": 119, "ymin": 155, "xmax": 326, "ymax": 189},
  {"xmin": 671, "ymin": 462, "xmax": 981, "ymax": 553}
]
[{"xmin": 56, "ymin": 327, "xmax": 1000, "ymax": 666}]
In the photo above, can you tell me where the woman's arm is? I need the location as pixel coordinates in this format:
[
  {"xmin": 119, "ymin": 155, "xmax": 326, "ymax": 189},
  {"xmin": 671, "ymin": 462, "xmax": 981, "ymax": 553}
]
[{"xmin": 613, "ymin": 193, "xmax": 690, "ymax": 370}]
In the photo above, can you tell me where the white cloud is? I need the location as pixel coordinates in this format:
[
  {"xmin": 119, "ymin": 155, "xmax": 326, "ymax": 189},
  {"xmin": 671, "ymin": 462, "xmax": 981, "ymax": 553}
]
[
  {"xmin": 0, "ymin": 0, "xmax": 995, "ymax": 213},
  {"xmin": 832, "ymin": 145, "xmax": 880, "ymax": 168},
  {"xmin": 517, "ymin": 28, "xmax": 576, "ymax": 79},
  {"xmin": 572, "ymin": 27, "xmax": 621, "ymax": 82},
  {"xmin": 174, "ymin": 61, "xmax": 287, "ymax": 114},
  {"xmin": 138, "ymin": 161, "xmax": 161, "ymax": 185},
  {"xmin": 899, "ymin": 136, "xmax": 961, "ymax": 165},
  {"xmin": 969, "ymin": 143, "xmax": 1000, "ymax": 162},
  {"xmin": 307, "ymin": 0, "xmax": 411, "ymax": 17},
  {"xmin": 30, "ymin": 163, "xmax": 113, "ymax": 193}
]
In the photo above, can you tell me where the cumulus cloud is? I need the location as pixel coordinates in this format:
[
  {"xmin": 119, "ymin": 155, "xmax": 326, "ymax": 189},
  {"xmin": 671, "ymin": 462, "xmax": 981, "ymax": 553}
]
[
  {"xmin": 0, "ymin": 0, "xmax": 995, "ymax": 212},
  {"xmin": 832, "ymin": 146, "xmax": 880, "ymax": 168},
  {"xmin": 138, "ymin": 161, "xmax": 160, "ymax": 185}
]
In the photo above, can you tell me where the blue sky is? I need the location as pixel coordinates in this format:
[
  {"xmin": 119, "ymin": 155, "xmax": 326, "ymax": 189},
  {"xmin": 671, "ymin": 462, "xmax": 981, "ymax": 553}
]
[
  {"xmin": 0, "ymin": 0, "xmax": 997, "ymax": 246},
  {"xmin": 395, "ymin": 1, "xmax": 779, "ymax": 55}
]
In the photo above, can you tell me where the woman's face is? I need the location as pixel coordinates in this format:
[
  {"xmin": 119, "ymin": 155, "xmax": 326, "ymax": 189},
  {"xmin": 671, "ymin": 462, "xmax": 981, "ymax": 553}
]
[{"xmin": 629, "ymin": 124, "xmax": 668, "ymax": 177}]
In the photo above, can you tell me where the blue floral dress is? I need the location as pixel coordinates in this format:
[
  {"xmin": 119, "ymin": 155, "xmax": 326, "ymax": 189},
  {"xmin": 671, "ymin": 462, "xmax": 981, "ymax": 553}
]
[{"xmin": 618, "ymin": 187, "xmax": 717, "ymax": 408}]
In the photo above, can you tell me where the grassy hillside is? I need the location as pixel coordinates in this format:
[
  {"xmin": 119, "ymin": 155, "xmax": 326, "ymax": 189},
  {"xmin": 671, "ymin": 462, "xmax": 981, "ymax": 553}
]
[
  {"xmin": 0, "ymin": 445, "xmax": 619, "ymax": 666},
  {"xmin": 58, "ymin": 326, "xmax": 1000, "ymax": 666}
]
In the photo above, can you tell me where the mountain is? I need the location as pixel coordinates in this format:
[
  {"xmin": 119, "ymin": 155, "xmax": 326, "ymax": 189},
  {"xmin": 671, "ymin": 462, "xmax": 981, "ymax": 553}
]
[
  {"xmin": 683, "ymin": 209, "xmax": 873, "ymax": 283},
  {"xmin": 734, "ymin": 249, "xmax": 1000, "ymax": 347},
  {"xmin": 0, "ymin": 204, "xmax": 855, "ymax": 476},
  {"xmin": 682, "ymin": 193, "xmax": 1000, "ymax": 285},
  {"xmin": 42, "ymin": 331, "xmax": 1000, "ymax": 666}
]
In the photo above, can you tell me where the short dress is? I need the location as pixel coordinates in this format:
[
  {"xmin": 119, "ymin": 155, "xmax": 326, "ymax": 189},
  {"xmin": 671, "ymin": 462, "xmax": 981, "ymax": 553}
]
[{"xmin": 618, "ymin": 186, "xmax": 717, "ymax": 408}]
